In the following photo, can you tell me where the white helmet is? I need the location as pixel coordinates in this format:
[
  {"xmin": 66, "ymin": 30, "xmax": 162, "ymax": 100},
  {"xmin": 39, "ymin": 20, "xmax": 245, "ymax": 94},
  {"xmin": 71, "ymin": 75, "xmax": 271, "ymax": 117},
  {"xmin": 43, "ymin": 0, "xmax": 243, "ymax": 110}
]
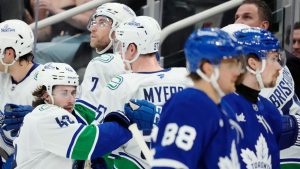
[
  {"xmin": 37, "ymin": 63, "xmax": 79, "ymax": 96},
  {"xmin": 87, "ymin": 3, "xmax": 136, "ymax": 54},
  {"xmin": 114, "ymin": 16, "xmax": 161, "ymax": 64},
  {"xmin": 221, "ymin": 23, "xmax": 250, "ymax": 40},
  {"xmin": 0, "ymin": 19, "xmax": 34, "ymax": 66},
  {"xmin": 88, "ymin": 3, "xmax": 136, "ymax": 30}
]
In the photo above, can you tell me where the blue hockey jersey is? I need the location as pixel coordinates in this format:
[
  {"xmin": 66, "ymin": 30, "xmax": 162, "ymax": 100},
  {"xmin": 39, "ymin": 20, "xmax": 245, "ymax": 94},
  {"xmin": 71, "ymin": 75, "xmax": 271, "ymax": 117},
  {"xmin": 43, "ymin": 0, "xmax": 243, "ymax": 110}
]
[
  {"xmin": 222, "ymin": 92, "xmax": 282, "ymax": 169},
  {"xmin": 152, "ymin": 88, "xmax": 243, "ymax": 169}
]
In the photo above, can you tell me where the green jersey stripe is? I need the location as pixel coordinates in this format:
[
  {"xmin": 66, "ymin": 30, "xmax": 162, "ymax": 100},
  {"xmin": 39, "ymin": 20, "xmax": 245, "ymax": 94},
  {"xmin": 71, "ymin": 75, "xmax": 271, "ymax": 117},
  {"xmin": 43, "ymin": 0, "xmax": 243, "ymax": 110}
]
[
  {"xmin": 74, "ymin": 101, "xmax": 97, "ymax": 124},
  {"xmin": 71, "ymin": 125, "xmax": 98, "ymax": 160}
]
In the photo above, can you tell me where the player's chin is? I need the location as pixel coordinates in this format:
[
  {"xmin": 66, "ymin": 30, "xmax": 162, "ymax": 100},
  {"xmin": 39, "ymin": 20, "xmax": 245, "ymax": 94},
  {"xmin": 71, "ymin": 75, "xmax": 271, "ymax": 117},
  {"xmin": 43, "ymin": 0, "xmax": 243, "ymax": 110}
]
[
  {"xmin": 222, "ymin": 85, "xmax": 236, "ymax": 95},
  {"xmin": 90, "ymin": 41, "xmax": 96, "ymax": 48},
  {"xmin": 265, "ymin": 79, "xmax": 277, "ymax": 88},
  {"xmin": 64, "ymin": 107, "xmax": 74, "ymax": 113}
]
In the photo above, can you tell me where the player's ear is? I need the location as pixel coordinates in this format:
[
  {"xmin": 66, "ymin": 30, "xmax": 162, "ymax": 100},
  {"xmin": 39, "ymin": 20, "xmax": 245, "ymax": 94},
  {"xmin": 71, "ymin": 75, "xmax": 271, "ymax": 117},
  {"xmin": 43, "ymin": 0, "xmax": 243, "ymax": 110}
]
[
  {"xmin": 4, "ymin": 48, "xmax": 15, "ymax": 58},
  {"xmin": 201, "ymin": 61, "xmax": 213, "ymax": 76},
  {"xmin": 42, "ymin": 91, "xmax": 51, "ymax": 103},
  {"xmin": 247, "ymin": 56, "xmax": 260, "ymax": 71},
  {"xmin": 111, "ymin": 31, "xmax": 116, "ymax": 39},
  {"xmin": 128, "ymin": 43, "xmax": 138, "ymax": 58},
  {"xmin": 260, "ymin": 21, "xmax": 269, "ymax": 30}
]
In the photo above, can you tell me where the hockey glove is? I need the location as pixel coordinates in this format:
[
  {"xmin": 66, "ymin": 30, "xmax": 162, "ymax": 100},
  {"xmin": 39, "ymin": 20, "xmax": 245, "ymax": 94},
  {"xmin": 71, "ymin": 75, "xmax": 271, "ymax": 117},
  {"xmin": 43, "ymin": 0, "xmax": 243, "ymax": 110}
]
[
  {"xmin": 124, "ymin": 99, "xmax": 159, "ymax": 131},
  {"xmin": 2, "ymin": 104, "xmax": 33, "ymax": 137},
  {"xmin": 103, "ymin": 110, "xmax": 131, "ymax": 128},
  {"xmin": 280, "ymin": 113, "xmax": 300, "ymax": 149}
]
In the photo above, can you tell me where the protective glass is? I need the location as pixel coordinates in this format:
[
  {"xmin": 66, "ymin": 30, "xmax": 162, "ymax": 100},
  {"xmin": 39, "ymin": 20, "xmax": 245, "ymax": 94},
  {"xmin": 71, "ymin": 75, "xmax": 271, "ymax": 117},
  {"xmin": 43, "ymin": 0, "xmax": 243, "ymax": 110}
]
[
  {"xmin": 52, "ymin": 90, "xmax": 77, "ymax": 99},
  {"xmin": 87, "ymin": 15, "xmax": 112, "ymax": 31},
  {"xmin": 265, "ymin": 50, "xmax": 286, "ymax": 67}
]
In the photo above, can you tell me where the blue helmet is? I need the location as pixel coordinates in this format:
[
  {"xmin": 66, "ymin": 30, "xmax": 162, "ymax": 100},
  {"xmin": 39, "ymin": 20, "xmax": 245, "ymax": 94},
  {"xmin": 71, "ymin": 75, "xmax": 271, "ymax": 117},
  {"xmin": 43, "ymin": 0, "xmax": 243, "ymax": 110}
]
[
  {"xmin": 184, "ymin": 28, "xmax": 243, "ymax": 73},
  {"xmin": 233, "ymin": 27, "xmax": 281, "ymax": 59}
]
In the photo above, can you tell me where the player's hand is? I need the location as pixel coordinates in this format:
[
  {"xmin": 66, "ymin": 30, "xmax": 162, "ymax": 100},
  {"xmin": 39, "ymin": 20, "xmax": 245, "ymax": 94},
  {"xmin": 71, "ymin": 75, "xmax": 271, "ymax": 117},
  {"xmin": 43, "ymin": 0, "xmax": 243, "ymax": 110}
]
[
  {"xmin": 2, "ymin": 104, "xmax": 33, "ymax": 137},
  {"xmin": 125, "ymin": 99, "xmax": 159, "ymax": 131},
  {"xmin": 103, "ymin": 110, "xmax": 131, "ymax": 128}
]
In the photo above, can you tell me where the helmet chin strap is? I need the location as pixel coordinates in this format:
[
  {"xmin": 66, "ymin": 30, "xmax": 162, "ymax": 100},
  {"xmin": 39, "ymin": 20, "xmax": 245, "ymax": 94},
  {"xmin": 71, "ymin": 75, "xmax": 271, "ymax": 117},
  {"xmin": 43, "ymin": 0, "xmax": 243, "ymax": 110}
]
[
  {"xmin": 246, "ymin": 59, "xmax": 266, "ymax": 89},
  {"xmin": 0, "ymin": 58, "xmax": 16, "ymax": 73},
  {"xmin": 96, "ymin": 29, "xmax": 114, "ymax": 54},
  {"xmin": 121, "ymin": 45, "xmax": 140, "ymax": 73},
  {"xmin": 196, "ymin": 66, "xmax": 225, "ymax": 99}
]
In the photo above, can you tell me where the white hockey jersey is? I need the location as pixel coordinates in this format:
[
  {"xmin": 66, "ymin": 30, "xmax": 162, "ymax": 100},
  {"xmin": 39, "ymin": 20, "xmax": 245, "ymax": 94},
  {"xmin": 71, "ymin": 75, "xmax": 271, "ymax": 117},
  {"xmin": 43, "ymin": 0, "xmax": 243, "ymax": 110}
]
[
  {"xmin": 14, "ymin": 104, "xmax": 92, "ymax": 169},
  {"xmin": 260, "ymin": 66, "xmax": 300, "ymax": 167},
  {"xmin": 96, "ymin": 68, "xmax": 192, "ymax": 168},
  {"xmin": 79, "ymin": 53, "xmax": 125, "ymax": 108},
  {"xmin": 75, "ymin": 54, "xmax": 125, "ymax": 124},
  {"xmin": 0, "ymin": 64, "xmax": 42, "ymax": 155}
]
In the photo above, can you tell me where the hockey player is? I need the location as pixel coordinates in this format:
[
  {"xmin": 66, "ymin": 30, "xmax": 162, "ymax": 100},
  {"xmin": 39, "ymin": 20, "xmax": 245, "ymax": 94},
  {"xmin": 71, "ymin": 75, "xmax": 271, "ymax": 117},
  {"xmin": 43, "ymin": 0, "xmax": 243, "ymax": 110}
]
[
  {"xmin": 72, "ymin": 3, "xmax": 136, "ymax": 167},
  {"xmin": 151, "ymin": 28, "xmax": 245, "ymax": 169},
  {"xmin": 75, "ymin": 3, "xmax": 136, "ymax": 124},
  {"xmin": 0, "ymin": 19, "xmax": 42, "ymax": 168},
  {"xmin": 94, "ymin": 16, "xmax": 192, "ymax": 168},
  {"xmin": 13, "ymin": 62, "xmax": 157, "ymax": 169},
  {"xmin": 234, "ymin": 0, "xmax": 300, "ymax": 167},
  {"xmin": 221, "ymin": 27, "xmax": 300, "ymax": 169}
]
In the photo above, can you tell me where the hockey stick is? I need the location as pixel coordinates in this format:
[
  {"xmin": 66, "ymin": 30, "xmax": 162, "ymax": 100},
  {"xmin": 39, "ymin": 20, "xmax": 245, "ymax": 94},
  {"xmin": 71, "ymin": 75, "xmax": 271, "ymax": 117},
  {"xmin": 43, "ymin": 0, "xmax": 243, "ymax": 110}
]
[
  {"xmin": 0, "ymin": 147, "xmax": 9, "ymax": 161},
  {"xmin": 128, "ymin": 123, "xmax": 153, "ymax": 163}
]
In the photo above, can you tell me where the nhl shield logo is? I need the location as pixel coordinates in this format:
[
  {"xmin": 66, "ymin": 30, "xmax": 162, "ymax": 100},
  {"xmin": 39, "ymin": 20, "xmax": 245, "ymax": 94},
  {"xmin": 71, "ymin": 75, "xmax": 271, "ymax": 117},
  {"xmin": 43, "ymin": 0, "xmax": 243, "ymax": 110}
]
[{"xmin": 252, "ymin": 104, "xmax": 259, "ymax": 111}]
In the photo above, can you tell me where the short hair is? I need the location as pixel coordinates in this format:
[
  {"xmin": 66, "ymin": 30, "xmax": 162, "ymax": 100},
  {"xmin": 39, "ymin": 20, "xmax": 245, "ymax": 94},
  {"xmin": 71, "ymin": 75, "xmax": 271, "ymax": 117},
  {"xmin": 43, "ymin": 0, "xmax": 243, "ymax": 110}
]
[
  {"xmin": 242, "ymin": 0, "xmax": 272, "ymax": 23},
  {"xmin": 5, "ymin": 47, "xmax": 34, "ymax": 64},
  {"xmin": 294, "ymin": 22, "xmax": 300, "ymax": 30}
]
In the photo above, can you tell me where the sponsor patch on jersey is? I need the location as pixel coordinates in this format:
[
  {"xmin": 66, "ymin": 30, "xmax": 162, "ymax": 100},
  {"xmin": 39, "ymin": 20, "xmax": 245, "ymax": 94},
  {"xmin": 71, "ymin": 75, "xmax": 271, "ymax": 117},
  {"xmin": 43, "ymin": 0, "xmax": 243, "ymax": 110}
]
[{"xmin": 107, "ymin": 75, "xmax": 123, "ymax": 90}]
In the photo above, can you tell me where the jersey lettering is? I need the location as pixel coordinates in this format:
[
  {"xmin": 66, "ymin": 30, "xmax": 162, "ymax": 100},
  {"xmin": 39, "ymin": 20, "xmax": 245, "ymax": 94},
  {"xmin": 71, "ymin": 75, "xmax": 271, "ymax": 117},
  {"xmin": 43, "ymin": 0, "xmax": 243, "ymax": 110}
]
[
  {"xmin": 268, "ymin": 77, "xmax": 292, "ymax": 108},
  {"xmin": 143, "ymin": 86, "xmax": 184, "ymax": 104},
  {"xmin": 55, "ymin": 115, "xmax": 75, "ymax": 128}
]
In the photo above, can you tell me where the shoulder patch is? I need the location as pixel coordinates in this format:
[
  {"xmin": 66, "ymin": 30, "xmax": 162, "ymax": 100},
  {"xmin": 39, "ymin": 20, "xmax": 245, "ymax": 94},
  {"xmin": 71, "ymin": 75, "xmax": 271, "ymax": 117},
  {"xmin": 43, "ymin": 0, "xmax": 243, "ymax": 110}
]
[
  {"xmin": 107, "ymin": 75, "xmax": 123, "ymax": 90},
  {"xmin": 38, "ymin": 104, "xmax": 53, "ymax": 111},
  {"xmin": 34, "ymin": 72, "xmax": 39, "ymax": 80},
  {"xmin": 92, "ymin": 54, "xmax": 114, "ymax": 63}
]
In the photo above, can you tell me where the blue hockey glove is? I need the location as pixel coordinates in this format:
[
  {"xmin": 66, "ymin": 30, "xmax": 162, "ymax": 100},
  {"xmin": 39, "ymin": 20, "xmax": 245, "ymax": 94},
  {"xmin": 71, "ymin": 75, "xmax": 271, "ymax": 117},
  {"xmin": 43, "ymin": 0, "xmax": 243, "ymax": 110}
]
[
  {"xmin": 124, "ymin": 99, "xmax": 159, "ymax": 131},
  {"xmin": 2, "ymin": 104, "xmax": 33, "ymax": 137},
  {"xmin": 280, "ymin": 113, "xmax": 300, "ymax": 150}
]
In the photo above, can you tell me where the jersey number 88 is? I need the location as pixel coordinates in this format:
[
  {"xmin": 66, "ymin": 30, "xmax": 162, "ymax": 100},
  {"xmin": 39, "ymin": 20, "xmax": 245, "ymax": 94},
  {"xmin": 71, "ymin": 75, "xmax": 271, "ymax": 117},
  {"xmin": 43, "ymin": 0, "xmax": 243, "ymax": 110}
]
[{"xmin": 161, "ymin": 123, "xmax": 196, "ymax": 151}]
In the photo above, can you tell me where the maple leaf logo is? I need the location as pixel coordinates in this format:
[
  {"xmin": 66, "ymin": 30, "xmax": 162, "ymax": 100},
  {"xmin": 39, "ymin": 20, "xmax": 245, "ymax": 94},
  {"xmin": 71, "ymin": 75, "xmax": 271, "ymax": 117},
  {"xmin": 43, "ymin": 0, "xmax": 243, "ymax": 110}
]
[
  {"xmin": 241, "ymin": 134, "xmax": 272, "ymax": 169},
  {"xmin": 218, "ymin": 141, "xmax": 240, "ymax": 169}
]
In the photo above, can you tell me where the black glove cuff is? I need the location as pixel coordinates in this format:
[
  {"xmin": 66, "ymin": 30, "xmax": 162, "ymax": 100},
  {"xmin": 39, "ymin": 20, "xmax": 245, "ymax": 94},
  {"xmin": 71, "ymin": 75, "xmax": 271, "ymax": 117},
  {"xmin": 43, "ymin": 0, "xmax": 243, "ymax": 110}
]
[{"xmin": 103, "ymin": 111, "xmax": 131, "ymax": 128}]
